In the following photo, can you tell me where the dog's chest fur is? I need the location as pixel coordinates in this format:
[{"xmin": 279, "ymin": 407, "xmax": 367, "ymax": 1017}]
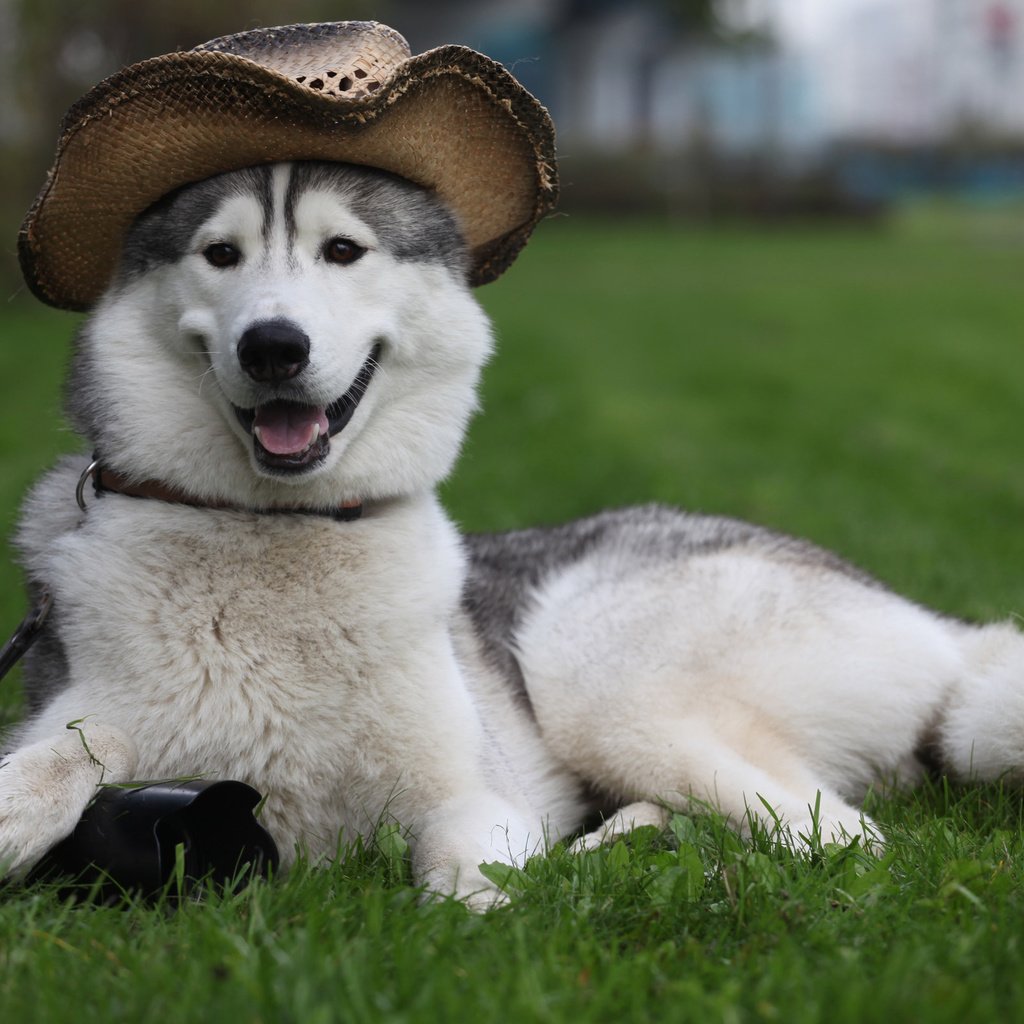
[{"xmin": 18, "ymin": 466, "xmax": 474, "ymax": 856}]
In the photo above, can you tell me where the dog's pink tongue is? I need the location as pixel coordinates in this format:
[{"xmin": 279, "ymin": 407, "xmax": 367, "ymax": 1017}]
[{"xmin": 253, "ymin": 403, "xmax": 329, "ymax": 455}]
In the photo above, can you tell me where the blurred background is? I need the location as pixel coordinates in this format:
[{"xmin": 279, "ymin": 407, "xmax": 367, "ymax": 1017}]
[{"xmin": 2, "ymin": 0, "xmax": 1024, "ymax": 279}]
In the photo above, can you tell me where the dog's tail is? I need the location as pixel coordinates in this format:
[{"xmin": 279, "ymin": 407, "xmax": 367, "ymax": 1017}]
[{"xmin": 937, "ymin": 620, "xmax": 1024, "ymax": 782}]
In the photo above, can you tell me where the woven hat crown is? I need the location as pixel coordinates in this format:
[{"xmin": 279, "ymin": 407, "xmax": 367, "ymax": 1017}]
[
  {"xmin": 194, "ymin": 21, "xmax": 410, "ymax": 99},
  {"xmin": 20, "ymin": 21, "xmax": 558, "ymax": 310}
]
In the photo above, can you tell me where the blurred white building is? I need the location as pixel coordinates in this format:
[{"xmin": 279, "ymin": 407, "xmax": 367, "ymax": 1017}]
[{"xmin": 794, "ymin": 0, "xmax": 1024, "ymax": 143}]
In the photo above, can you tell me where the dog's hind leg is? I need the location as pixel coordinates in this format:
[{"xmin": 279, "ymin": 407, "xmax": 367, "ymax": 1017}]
[
  {"xmin": 0, "ymin": 722, "xmax": 137, "ymax": 878},
  {"xmin": 559, "ymin": 711, "xmax": 880, "ymax": 852}
]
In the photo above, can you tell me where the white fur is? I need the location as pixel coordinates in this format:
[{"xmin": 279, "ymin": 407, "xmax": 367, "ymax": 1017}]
[{"xmin": 6, "ymin": 162, "xmax": 1024, "ymax": 903}]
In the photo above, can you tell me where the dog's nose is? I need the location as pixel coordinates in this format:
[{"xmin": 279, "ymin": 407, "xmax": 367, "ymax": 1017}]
[{"xmin": 237, "ymin": 320, "xmax": 311, "ymax": 383}]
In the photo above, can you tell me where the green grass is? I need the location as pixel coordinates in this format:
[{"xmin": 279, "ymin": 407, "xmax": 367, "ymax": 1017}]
[{"xmin": 2, "ymin": 207, "xmax": 1024, "ymax": 1021}]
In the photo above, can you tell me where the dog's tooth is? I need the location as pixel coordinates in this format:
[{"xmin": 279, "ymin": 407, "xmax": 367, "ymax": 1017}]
[
  {"xmin": 253, "ymin": 425, "xmax": 264, "ymax": 444},
  {"xmin": 310, "ymin": 423, "xmax": 321, "ymax": 444}
]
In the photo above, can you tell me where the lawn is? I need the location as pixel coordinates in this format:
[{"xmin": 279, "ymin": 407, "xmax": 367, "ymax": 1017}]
[{"xmin": 1, "ymin": 206, "xmax": 1024, "ymax": 1021}]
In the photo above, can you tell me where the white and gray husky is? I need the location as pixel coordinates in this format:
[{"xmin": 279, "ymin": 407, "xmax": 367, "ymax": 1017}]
[{"xmin": 3, "ymin": 162, "xmax": 1023, "ymax": 905}]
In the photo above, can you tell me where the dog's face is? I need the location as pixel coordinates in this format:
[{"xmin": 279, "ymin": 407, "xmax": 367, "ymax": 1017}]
[{"xmin": 67, "ymin": 162, "xmax": 494, "ymax": 505}]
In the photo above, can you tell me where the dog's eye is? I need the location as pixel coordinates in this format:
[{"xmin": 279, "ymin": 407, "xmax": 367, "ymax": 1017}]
[
  {"xmin": 323, "ymin": 237, "xmax": 366, "ymax": 266},
  {"xmin": 203, "ymin": 243, "xmax": 240, "ymax": 269}
]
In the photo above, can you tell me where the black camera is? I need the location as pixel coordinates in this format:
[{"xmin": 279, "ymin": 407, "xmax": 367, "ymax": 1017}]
[{"xmin": 28, "ymin": 779, "xmax": 279, "ymax": 902}]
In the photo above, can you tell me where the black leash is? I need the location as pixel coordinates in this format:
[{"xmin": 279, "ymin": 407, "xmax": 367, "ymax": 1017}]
[{"xmin": 0, "ymin": 589, "xmax": 52, "ymax": 683}]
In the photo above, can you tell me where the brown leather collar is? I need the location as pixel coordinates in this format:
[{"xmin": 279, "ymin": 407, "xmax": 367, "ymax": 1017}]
[{"xmin": 80, "ymin": 461, "xmax": 363, "ymax": 522}]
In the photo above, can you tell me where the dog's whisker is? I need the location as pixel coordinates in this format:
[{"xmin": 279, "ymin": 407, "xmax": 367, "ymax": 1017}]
[{"xmin": 194, "ymin": 364, "xmax": 225, "ymax": 399}]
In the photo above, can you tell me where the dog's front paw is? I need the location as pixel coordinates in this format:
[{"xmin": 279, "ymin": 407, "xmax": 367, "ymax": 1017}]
[
  {"xmin": 0, "ymin": 723, "xmax": 138, "ymax": 878},
  {"xmin": 417, "ymin": 858, "xmax": 510, "ymax": 910},
  {"xmin": 410, "ymin": 797, "xmax": 537, "ymax": 910}
]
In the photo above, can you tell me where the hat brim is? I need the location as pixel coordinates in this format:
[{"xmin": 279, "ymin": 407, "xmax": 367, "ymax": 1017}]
[{"xmin": 19, "ymin": 44, "xmax": 558, "ymax": 310}]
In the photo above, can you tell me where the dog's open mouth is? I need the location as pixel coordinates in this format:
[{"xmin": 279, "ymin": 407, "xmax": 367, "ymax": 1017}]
[{"xmin": 233, "ymin": 344, "xmax": 381, "ymax": 473}]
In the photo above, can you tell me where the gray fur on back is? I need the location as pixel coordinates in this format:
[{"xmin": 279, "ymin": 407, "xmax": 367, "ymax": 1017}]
[{"xmin": 461, "ymin": 503, "xmax": 882, "ymax": 690}]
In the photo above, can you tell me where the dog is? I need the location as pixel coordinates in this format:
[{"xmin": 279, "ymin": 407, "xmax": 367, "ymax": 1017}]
[{"xmin": 4, "ymin": 157, "xmax": 1024, "ymax": 906}]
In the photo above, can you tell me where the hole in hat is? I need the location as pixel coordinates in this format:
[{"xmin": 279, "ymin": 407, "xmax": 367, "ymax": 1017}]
[
  {"xmin": 354, "ymin": 69, "xmax": 367, "ymax": 79},
  {"xmin": 338, "ymin": 76, "xmax": 352, "ymax": 91},
  {"xmin": 309, "ymin": 78, "xmax": 324, "ymax": 90},
  {"xmin": 326, "ymin": 70, "xmax": 337, "ymax": 77},
  {"xmin": 296, "ymin": 75, "xmax": 306, "ymax": 83},
  {"xmin": 366, "ymin": 81, "xmax": 380, "ymax": 93}
]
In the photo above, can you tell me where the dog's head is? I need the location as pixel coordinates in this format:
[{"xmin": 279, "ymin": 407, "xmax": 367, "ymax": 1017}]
[{"xmin": 67, "ymin": 162, "xmax": 494, "ymax": 507}]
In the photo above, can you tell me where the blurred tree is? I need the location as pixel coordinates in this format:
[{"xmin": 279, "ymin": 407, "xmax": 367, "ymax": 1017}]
[
  {"xmin": 658, "ymin": 0, "xmax": 718, "ymax": 30},
  {"xmin": 660, "ymin": 0, "xmax": 774, "ymax": 42},
  {"xmin": 559, "ymin": 0, "xmax": 718, "ymax": 33}
]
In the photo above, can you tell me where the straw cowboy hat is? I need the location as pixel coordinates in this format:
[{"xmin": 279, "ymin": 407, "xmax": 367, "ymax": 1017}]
[{"xmin": 19, "ymin": 20, "xmax": 559, "ymax": 311}]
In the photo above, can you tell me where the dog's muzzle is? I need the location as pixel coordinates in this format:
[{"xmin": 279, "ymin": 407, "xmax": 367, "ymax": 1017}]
[{"xmin": 232, "ymin": 342, "xmax": 382, "ymax": 474}]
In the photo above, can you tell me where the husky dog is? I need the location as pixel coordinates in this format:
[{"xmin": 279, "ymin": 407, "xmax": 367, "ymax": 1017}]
[{"xmin": 4, "ymin": 159, "xmax": 1024, "ymax": 904}]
